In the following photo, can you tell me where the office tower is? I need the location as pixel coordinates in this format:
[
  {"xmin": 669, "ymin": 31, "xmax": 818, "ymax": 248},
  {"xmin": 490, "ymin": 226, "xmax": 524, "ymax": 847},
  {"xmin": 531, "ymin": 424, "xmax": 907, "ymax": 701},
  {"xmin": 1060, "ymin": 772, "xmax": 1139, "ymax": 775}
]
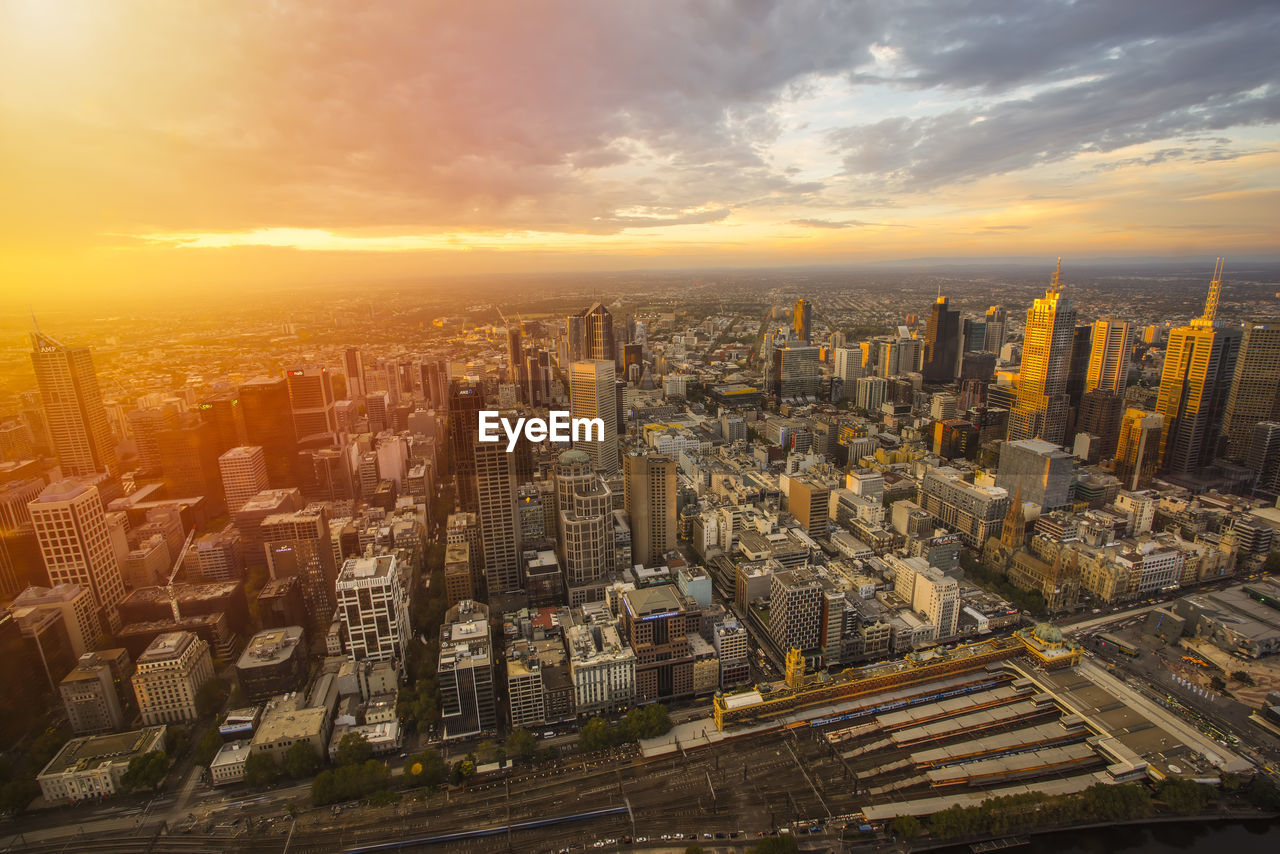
[
  {"xmin": 624, "ymin": 450, "xmax": 676, "ymax": 567},
  {"xmin": 793, "ymin": 298, "xmax": 812, "ymax": 344},
  {"xmin": 438, "ymin": 599, "xmax": 496, "ymax": 740},
  {"xmin": 30, "ymin": 332, "xmax": 120, "ymax": 478},
  {"xmin": 1115, "ymin": 408, "xmax": 1164, "ymax": 490},
  {"xmin": 184, "ymin": 529, "xmax": 242, "ymax": 583},
  {"xmin": 132, "ymin": 631, "xmax": 214, "ymax": 725},
  {"xmin": 524, "ymin": 349, "xmax": 550, "ymax": 407},
  {"xmin": 1085, "ymin": 319, "xmax": 1133, "ymax": 395},
  {"xmin": 420, "ymin": 359, "xmax": 449, "ymax": 410},
  {"xmin": 0, "ymin": 477, "xmax": 44, "ymax": 532},
  {"xmin": 996, "ymin": 438, "xmax": 1074, "ymax": 513},
  {"xmin": 1076, "ymin": 390, "xmax": 1124, "ymax": 459},
  {"xmin": 474, "ymin": 438, "xmax": 521, "ymax": 594},
  {"xmin": 13, "ymin": 583, "xmax": 103, "ymax": 659},
  {"xmin": 1009, "ymin": 260, "xmax": 1077, "ymax": 446},
  {"xmin": 448, "ymin": 381, "xmax": 485, "ymax": 513},
  {"xmin": 335, "ymin": 553, "xmax": 409, "ymax": 665},
  {"xmin": 984, "ymin": 306, "xmax": 1008, "ymax": 353},
  {"xmin": 557, "ymin": 453, "xmax": 614, "ymax": 606},
  {"xmin": 1065, "ymin": 324, "xmax": 1092, "ymax": 433},
  {"xmin": 60, "ymin": 649, "xmax": 133, "ymax": 734},
  {"xmin": 922, "ymin": 295, "xmax": 960, "ymax": 383},
  {"xmin": 506, "ymin": 326, "xmax": 525, "ymax": 399},
  {"xmin": 875, "ymin": 333, "xmax": 921, "ymax": 378},
  {"xmin": 569, "ymin": 360, "xmax": 619, "ymax": 473},
  {"xmin": 443, "ymin": 543, "xmax": 473, "ymax": 607},
  {"xmin": 571, "ymin": 302, "xmax": 615, "ymax": 363},
  {"xmin": 0, "ymin": 420, "xmax": 33, "ymax": 461},
  {"xmin": 286, "ymin": 367, "xmax": 338, "ymax": 446},
  {"xmin": 855, "ymin": 375, "xmax": 887, "ymax": 412},
  {"xmin": 918, "ymin": 467, "xmax": 1011, "ymax": 548},
  {"xmin": 618, "ymin": 585, "xmax": 700, "ymax": 702},
  {"xmin": 786, "ymin": 476, "xmax": 830, "ymax": 540},
  {"xmin": 1246, "ymin": 421, "xmax": 1280, "ymax": 500},
  {"xmin": 1221, "ymin": 324, "xmax": 1280, "ymax": 461},
  {"xmin": 962, "ymin": 318, "xmax": 987, "ymax": 353},
  {"xmin": 157, "ymin": 419, "xmax": 223, "ymax": 505},
  {"xmin": 197, "ymin": 392, "xmax": 246, "ymax": 455},
  {"xmin": 1155, "ymin": 259, "xmax": 1241, "ymax": 476},
  {"xmin": 771, "ymin": 345, "xmax": 821, "ymax": 400},
  {"xmin": 365, "ymin": 391, "xmax": 390, "ymax": 434},
  {"xmin": 769, "ymin": 569, "xmax": 823, "ymax": 654},
  {"xmin": 832, "ymin": 346, "xmax": 864, "ymax": 392},
  {"xmin": 930, "ymin": 393, "xmax": 958, "ymax": 421},
  {"xmin": 239, "ymin": 377, "xmax": 297, "ymax": 489},
  {"xmin": 911, "ymin": 565, "xmax": 959, "ymax": 638},
  {"xmin": 260, "ymin": 507, "xmax": 335, "ymax": 632},
  {"xmin": 29, "ymin": 481, "xmax": 126, "ymax": 633},
  {"xmin": 343, "ymin": 348, "xmax": 366, "ymax": 399},
  {"xmin": 127, "ymin": 407, "xmax": 179, "ymax": 476}
]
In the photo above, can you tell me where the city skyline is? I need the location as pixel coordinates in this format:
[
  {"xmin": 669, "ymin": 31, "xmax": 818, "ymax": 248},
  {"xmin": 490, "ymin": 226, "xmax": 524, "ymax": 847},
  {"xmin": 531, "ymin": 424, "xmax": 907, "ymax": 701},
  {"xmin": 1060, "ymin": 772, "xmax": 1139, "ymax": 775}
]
[{"xmin": 2, "ymin": 0, "xmax": 1279, "ymax": 306}]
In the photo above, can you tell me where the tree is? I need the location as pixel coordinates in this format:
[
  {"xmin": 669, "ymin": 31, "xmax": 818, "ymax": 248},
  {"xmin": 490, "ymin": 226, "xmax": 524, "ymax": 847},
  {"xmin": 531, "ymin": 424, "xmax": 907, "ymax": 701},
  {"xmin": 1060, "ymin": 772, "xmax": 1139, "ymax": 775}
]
[
  {"xmin": 121, "ymin": 751, "xmax": 170, "ymax": 793},
  {"xmin": 284, "ymin": 742, "xmax": 321, "ymax": 779},
  {"xmin": 195, "ymin": 677, "xmax": 230, "ymax": 717},
  {"xmin": 752, "ymin": 837, "xmax": 800, "ymax": 854},
  {"xmin": 1230, "ymin": 670, "xmax": 1256, "ymax": 686},
  {"xmin": 244, "ymin": 751, "xmax": 279, "ymax": 789},
  {"xmin": 194, "ymin": 726, "xmax": 223, "ymax": 767},
  {"xmin": 579, "ymin": 717, "xmax": 614, "ymax": 752},
  {"xmin": 504, "ymin": 729, "xmax": 537, "ymax": 765},
  {"xmin": 0, "ymin": 779, "xmax": 39, "ymax": 815},
  {"xmin": 1210, "ymin": 675, "xmax": 1227, "ymax": 693},
  {"xmin": 475, "ymin": 739, "xmax": 503, "ymax": 765},
  {"xmin": 1158, "ymin": 778, "xmax": 1210, "ymax": 815},
  {"xmin": 890, "ymin": 815, "xmax": 922, "ymax": 840},
  {"xmin": 335, "ymin": 732, "xmax": 373, "ymax": 768},
  {"xmin": 404, "ymin": 749, "xmax": 448, "ymax": 788},
  {"xmin": 449, "ymin": 757, "xmax": 476, "ymax": 785}
]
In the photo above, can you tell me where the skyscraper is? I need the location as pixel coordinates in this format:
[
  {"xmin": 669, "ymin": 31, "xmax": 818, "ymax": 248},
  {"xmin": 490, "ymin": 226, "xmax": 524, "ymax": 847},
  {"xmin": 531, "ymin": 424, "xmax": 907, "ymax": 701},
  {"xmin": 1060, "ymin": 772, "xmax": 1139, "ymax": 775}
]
[
  {"xmin": 555, "ymin": 450, "xmax": 614, "ymax": 606},
  {"xmin": 922, "ymin": 295, "xmax": 960, "ymax": 383},
  {"xmin": 569, "ymin": 360, "xmax": 618, "ymax": 473},
  {"xmin": 581, "ymin": 303, "xmax": 615, "ymax": 363},
  {"xmin": 343, "ymin": 348, "xmax": 365, "ymax": 399},
  {"xmin": 28, "ymin": 480, "xmax": 127, "ymax": 633},
  {"xmin": 770, "ymin": 345, "xmax": 821, "ymax": 400},
  {"xmin": 474, "ymin": 437, "xmax": 521, "ymax": 595},
  {"xmin": 420, "ymin": 359, "xmax": 450, "ymax": 410},
  {"xmin": 1155, "ymin": 259, "xmax": 1241, "ymax": 476},
  {"xmin": 1085, "ymin": 318, "xmax": 1133, "ymax": 395},
  {"xmin": 30, "ymin": 332, "xmax": 119, "ymax": 478},
  {"xmin": 624, "ymin": 450, "xmax": 676, "ymax": 567},
  {"xmin": 793, "ymin": 298, "xmax": 811, "ymax": 345},
  {"xmin": 448, "ymin": 381, "xmax": 485, "ymax": 513},
  {"xmin": 506, "ymin": 326, "xmax": 525, "ymax": 400},
  {"xmin": 564, "ymin": 313, "xmax": 586, "ymax": 365},
  {"xmin": 1115, "ymin": 408, "xmax": 1163, "ymax": 490},
  {"xmin": 1246, "ymin": 421, "xmax": 1280, "ymax": 500},
  {"xmin": 239, "ymin": 377, "xmax": 298, "ymax": 489},
  {"xmin": 1221, "ymin": 324, "xmax": 1280, "ymax": 461},
  {"xmin": 219, "ymin": 446, "xmax": 269, "ymax": 512},
  {"xmin": 984, "ymin": 306, "xmax": 1008, "ymax": 353},
  {"xmin": 157, "ymin": 419, "xmax": 224, "ymax": 506},
  {"xmin": 286, "ymin": 367, "xmax": 338, "ymax": 447},
  {"xmin": 1009, "ymin": 260, "xmax": 1077, "ymax": 446},
  {"xmin": 198, "ymin": 392, "xmax": 246, "ymax": 456}
]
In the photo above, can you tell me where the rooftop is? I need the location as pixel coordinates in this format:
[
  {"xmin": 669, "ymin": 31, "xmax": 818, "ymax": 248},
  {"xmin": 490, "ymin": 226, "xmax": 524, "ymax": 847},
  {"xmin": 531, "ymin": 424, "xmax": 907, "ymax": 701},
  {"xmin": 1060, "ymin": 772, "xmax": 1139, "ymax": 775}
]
[{"xmin": 40, "ymin": 727, "xmax": 166, "ymax": 776}]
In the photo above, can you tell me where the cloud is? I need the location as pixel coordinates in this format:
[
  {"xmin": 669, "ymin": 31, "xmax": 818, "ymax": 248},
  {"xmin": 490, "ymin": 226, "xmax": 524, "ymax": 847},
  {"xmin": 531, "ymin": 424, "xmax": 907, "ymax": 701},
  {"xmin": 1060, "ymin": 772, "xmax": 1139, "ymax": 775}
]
[{"xmin": 790, "ymin": 218, "xmax": 910, "ymax": 229}]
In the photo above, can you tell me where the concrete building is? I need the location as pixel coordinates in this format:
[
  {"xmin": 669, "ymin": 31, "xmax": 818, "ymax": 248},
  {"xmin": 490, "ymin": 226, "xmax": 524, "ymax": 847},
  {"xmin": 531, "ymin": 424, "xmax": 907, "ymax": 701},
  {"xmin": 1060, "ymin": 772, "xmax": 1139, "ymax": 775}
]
[
  {"xmin": 624, "ymin": 450, "xmax": 677, "ymax": 568},
  {"xmin": 250, "ymin": 693, "xmax": 331, "ymax": 762},
  {"xmin": 566, "ymin": 617, "xmax": 636, "ymax": 713},
  {"xmin": 13, "ymin": 583, "xmax": 102, "ymax": 658},
  {"xmin": 918, "ymin": 467, "xmax": 1011, "ymax": 548},
  {"xmin": 335, "ymin": 553, "xmax": 410, "ymax": 665},
  {"xmin": 218, "ymin": 446, "xmax": 269, "ymax": 513},
  {"xmin": 37, "ymin": 726, "xmax": 166, "ymax": 803},
  {"xmin": 438, "ymin": 600, "xmax": 496, "ymax": 740},
  {"xmin": 619, "ymin": 585, "xmax": 702, "ymax": 703},
  {"xmin": 570, "ymin": 360, "xmax": 619, "ymax": 473},
  {"xmin": 132, "ymin": 631, "xmax": 214, "ymax": 725},
  {"xmin": 235, "ymin": 626, "xmax": 308, "ymax": 702},
  {"xmin": 996, "ymin": 439, "xmax": 1074, "ymax": 513},
  {"xmin": 60, "ymin": 648, "xmax": 133, "ymax": 734}
]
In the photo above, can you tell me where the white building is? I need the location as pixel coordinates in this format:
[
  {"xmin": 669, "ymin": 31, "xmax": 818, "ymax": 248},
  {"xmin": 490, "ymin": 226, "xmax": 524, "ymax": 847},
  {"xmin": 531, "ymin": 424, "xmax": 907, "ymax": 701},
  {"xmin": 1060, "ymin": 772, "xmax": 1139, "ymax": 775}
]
[
  {"xmin": 565, "ymin": 620, "xmax": 635, "ymax": 713},
  {"xmin": 132, "ymin": 631, "xmax": 214, "ymax": 725},
  {"xmin": 218, "ymin": 446, "xmax": 269, "ymax": 513},
  {"xmin": 335, "ymin": 553, "xmax": 410, "ymax": 666},
  {"xmin": 28, "ymin": 480, "xmax": 127, "ymax": 632}
]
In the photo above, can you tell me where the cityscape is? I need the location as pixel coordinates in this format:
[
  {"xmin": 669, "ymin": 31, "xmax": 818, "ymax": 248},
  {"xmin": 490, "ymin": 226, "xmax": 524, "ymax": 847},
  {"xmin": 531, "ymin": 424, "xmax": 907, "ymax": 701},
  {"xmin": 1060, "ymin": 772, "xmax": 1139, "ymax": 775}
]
[{"xmin": 3, "ymin": 3, "xmax": 1280, "ymax": 854}]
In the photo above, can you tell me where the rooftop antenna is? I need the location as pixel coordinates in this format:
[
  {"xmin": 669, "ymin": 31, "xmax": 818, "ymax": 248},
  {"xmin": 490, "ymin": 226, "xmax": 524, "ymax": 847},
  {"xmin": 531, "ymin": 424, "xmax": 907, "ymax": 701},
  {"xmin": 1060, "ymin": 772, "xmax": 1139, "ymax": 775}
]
[
  {"xmin": 1199, "ymin": 257, "xmax": 1224, "ymax": 324},
  {"xmin": 1049, "ymin": 257, "xmax": 1062, "ymax": 293}
]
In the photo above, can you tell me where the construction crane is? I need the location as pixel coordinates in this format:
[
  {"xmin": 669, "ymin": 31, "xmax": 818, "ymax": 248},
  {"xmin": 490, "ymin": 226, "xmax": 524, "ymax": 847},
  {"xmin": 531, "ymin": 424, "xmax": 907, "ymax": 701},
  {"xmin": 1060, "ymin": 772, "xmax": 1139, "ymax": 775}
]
[{"xmin": 164, "ymin": 527, "xmax": 197, "ymax": 622}]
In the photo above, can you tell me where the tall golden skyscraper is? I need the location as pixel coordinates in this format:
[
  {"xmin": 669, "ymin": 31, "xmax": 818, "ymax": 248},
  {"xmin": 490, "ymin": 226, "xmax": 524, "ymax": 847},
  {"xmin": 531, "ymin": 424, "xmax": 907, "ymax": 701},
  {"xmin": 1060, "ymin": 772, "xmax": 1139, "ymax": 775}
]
[
  {"xmin": 1008, "ymin": 260, "xmax": 1077, "ymax": 446},
  {"xmin": 1084, "ymin": 318, "xmax": 1133, "ymax": 394},
  {"xmin": 1154, "ymin": 259, "xmax": 1241, "ymax": 476},
  {"xmin": 793, "ymin": 298, "xmax": 811, "ymax": 344},
  {"xmin": 30, "ymin": 331, "xmax": 120, "ymax": 479},
  {"xmin": 1115, "ymin": 408, "xmax": 1163, "ymax": 490}
]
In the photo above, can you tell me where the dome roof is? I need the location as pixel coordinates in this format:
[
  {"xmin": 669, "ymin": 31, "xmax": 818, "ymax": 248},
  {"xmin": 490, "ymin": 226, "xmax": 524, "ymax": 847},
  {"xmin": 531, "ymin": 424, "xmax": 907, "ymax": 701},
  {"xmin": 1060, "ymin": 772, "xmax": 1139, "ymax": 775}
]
[{"xmin": 1033, "ymin": 622, "xmax": 1063, "ymax": 644}]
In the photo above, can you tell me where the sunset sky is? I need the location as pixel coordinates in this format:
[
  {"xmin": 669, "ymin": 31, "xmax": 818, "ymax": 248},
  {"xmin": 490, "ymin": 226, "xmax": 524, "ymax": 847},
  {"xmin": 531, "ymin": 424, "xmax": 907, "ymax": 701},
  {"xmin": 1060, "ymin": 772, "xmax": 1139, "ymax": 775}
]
[{"xmin": 2, "ymin": 0, "xmax": 1278, "ymax": 301}]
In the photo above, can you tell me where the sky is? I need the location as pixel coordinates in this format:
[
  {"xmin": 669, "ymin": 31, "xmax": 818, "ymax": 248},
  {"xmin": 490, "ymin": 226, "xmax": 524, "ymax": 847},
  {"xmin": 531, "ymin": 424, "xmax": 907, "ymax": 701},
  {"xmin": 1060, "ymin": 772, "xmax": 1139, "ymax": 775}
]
[{"xmin": 2, "ymin": 0, "xmax": 1278, "ymax": 302}]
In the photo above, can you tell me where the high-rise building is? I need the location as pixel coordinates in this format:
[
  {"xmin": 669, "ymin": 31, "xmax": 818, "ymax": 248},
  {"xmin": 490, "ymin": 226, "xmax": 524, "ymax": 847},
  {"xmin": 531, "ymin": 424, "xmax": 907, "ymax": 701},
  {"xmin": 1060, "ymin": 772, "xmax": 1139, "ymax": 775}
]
[
  {"xmin": 286, "ymin": 367, "xmax": 338, "ymax": 446},
  {"xmin": 28, "ymin": 481, "xmax": 126, "ymax": 633},
  {"xmin": 438, "ymin": 599, "xmax": 496, "ymax": 741},
  {"xmin": 196, "ymin": 392, "xmax": 246, "ymax": 456},
  {"xmin": 793, "ymin": 298, "xmax": 812, "ymax": 344},
  {"xmin": 343, "ymin": 348, "xmax": 366, "ymax": 399},
  {"xmin": 1221, "ymin": 324, "xmax": 1280, "ymax": 461},
  {"xmin": 219, "ymin": 446, "xmax": 269, "ymax": 513},
  {"xmin": 556, "ymin": 450, "xmax": 614, "ymax": 606},
  {"xmin": 619, "ymin": 585, "xmax": 701, "ymax": 702},
  {"xmin": 239, "ymin": 377, "xmax": 297, "ymax": 489},
  {"xmin": 996, "ymin": 438, "xmax": 1075, "ymax": 513},
  {"xmin": 1076, "ymin": 390, "xmax": 1124, "ymax": 459},
  {"xmin": 1085, "ymin": 319, "xmax": 1133, "ymax": 395},
  {"xmin": 962, "ymin": 318, "xmax": 987, "ymax": 353},
  {"xmin": 506, "ymin": 327, "xmax": 525, "ymax": 399},
  {"xmin": 260, "ymin": 507, "xmax": 336, "ymax": 633},
  {"xmin": 157, "ymin": 419, "xmax": 223, "ymax": 505},
  {"xmin": 1115, "ymin": 408, "xmax": 1163, "ymax": 490},
  {"xmin": 577, "ymin": 303, "xmax": 615, "ymax": 363},
  {"xmin": 874, "ymin": 333, "xmax": 921, "ymax": 378},
  {"xmin": 624, "ymin": 450, "xmax": 676, "ymax": 567},
  {"xmin": 770, "ymin": 345, "xmax": 821, "ymax": 400},
  {"xmin": 59, "ymin": 649, "xmax": 133, "ymax": 735},
  {"xmin": 1155, "ymin": 259, "xmax": 1241, "ymax": 476},
  {"xmin": 30, "ymin": 332, "xmax": 119, "ymax": 478},
  {"xmin": 911, "ymin": 565, "xmax": 959, "ymax": 638},
  {"xmin": 855, "ymin": 375, "xmax": 887, "ymax": 412},
  {"xmin": 13, "ymin": 583, "xmax": 103, "ymax": 658},
  {"xmin": 474, "ymin": 438, "xmax": 521, "ymax": 594},
  {"xmin": 420, "ymin": 359, "xmax": 449, "ymax": 410},
  {"xmin": 1009, "ymin": 260, "xmax": 1077, "ymax": 446},
  {"xmin": 447, "ymin": 381, "xmax": 485, "ymax": 512},
  {"xmin": 922, "ymin": 295, "xmax": 960, "ymax": 383},
  {"xmin": 335, "ymin": 553, "xmax": 410, "ymax": 666},
  {"xmin": 570, "ymin": 360, "xmax": 619, "ymax": 473},
  {"xmin": 832, "ymin": 347, "xmax": 864, "ymax": 396},
  {"xmin": 769, "ymin": 568, "xmax": 823, "ymax": 654},
  {"xmin": 984, "ymin": 306, "xmax": 1007, "ymax": 353},
  {"xmin": 786, "ymin": 476, "xmax": 830, "ymax": 540},
  {"xmin": 1246, "ymin": 421, "xmax": 1280, "ymax": 500},
  {"xmin": 131, "ymin": 631, "xmax": 213, "ymax": 725}
]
